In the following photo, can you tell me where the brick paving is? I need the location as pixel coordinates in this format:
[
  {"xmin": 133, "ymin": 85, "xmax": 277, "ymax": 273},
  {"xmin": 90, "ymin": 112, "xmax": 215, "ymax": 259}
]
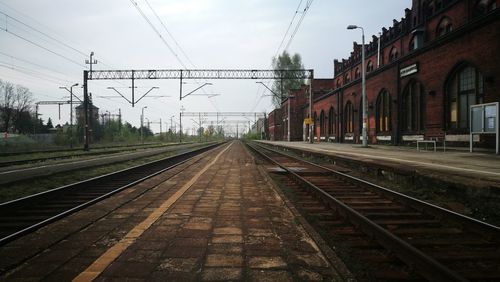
[{"xmin": 1, "ymin": 141, "xmax": 349, "ymax": 281}]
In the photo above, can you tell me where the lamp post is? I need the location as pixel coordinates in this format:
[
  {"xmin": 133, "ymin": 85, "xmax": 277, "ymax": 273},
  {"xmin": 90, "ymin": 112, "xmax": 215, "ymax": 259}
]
[
  {"xmin": 347, "ymin": 24, "xmax": 368, "ymax": 147},
  {"xmin": 141, "ymin": 106, "xmax": 147, "ymax": 144},
  {"xmin": 59, "ymin": 83, "xmax": 79, "ymax": 148}
]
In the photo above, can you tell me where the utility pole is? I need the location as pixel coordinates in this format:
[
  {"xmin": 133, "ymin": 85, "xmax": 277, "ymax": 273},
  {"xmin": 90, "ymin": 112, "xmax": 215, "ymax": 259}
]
[
  {"xmin": 83, "ymin": 52, "xmax": 97, "ymax": 151},
  {"xmin": 59, "ymin": 83, "xmax": 79, "ymax": 148},
  {"xmin": 118, "ymin": 108, "xmax": 122, "ymax": 131},
  {"xmin": 141, "ymin": 106, "xmax": 147, "ymax": 144}
]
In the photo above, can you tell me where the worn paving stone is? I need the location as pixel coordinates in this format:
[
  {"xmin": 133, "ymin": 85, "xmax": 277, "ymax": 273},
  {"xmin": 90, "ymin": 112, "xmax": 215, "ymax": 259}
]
[
  {"xmin": 201, "ymin": 267, "xmax": 242, "ymax": 281},
  {"xmin": 211, "ymin": 234, "xmax": 244, "ymax": 244},
  {"xmin": 205, "ymin": 254, "xmax": 243, "ymax": 267},
  {"xmin": 213, "ymin": 227, "xmax": 242, "ymax": 235},
  {"xmin": 0, "ymin": 142, "xmax": 347, "ymax": 281},
  {"xmin": 248, "ymin": 256, "xmax": 287, "ymax": 269},
  {"xmin": 248, "ymin": 269, "xmax": 293, "ymax": 282}
]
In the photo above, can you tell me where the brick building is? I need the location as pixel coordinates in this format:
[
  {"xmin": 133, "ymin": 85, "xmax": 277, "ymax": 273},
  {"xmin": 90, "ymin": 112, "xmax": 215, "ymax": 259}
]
[
  {"xmin": 282, "ymin": 84, "xmax": 316, "ymax": 141},
  {"xmin": 307, "ymin": 0, "xmax": 499, "ymax": 147},
  {"xmin": 267, "ymin": 108, "xmax": 283, "ymax": 141}
]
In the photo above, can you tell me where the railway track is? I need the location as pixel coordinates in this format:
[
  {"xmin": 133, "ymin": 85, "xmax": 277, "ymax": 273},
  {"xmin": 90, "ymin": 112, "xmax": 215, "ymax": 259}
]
[
  {"xmin": 247, "ymin": 142, "xmax": 500, "ymax": 281},
  {"xmin": 0, "ymin": 142, "xmax": 223, "ymax": 246},
  {"xmin": 0, "ymin": 143, "xmax": 180, "ymax": 168}
]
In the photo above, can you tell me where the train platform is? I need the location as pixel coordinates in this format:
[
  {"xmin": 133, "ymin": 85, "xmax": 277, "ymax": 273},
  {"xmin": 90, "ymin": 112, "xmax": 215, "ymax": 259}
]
[
  {"xmin": 259, "ymin": 141, "xmax": 500, "ymax": 189},
  {"xmin": 0, "ymin": 141, "xmax": 352, "ymax": 281}
]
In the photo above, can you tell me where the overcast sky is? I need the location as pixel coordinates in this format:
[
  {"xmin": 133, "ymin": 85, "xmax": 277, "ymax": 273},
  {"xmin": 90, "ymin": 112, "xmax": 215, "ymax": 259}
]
[{"xmin": 0, "ymin": 0, "xmax": 410, "ymax": 134}]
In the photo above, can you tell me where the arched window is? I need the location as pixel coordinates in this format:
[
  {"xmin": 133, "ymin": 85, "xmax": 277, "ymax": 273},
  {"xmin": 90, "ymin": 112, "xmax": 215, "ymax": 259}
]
[
  {"xmin": 474, "ymin": 0, "xmax": 497, "ymax": 16},
  {"xmin": 447, "ymin": 65, "xmax": 484, "ymax": 130},
  {"xmin": 354, "ymin": 68, "xmax": 361, "ymax": 79},
  {"xmin": 344, "ymin": 73, "xmax": 351, "ymax": 84},
  {"xmin": 402, "ymin": 81, "xmax": 424, "ymax": 132},
  {"xmin": 336, "ymin": 79, "xmax": 342, "ymax": 88},
  {"xmin": 376, "ymin": 90, "xmax": 391, "ymax": 132},
  {"xmin": 313, "ymin": 111, "xmax": 318, "ymax": 135},
  {"xmin": 427, "ymin": 0, "xmax": 435, "ymax": 16},
  {"xmin": 328, "ymin": 107, "xmax": 335, "ymax": 136},
  {"xmin": 389, "ymin": 47, "xmax": 398, "ymax": 62},
  {"xmin": 320, "ymin": 110, "xmax": 326, "ymax": 136},
  {"xmin": 437, "ymin": 17, "xmax": 453, "ymax": 37},
  {"xmin": 344, "ymin": 101, "xmax": 354, "ymax": 133},
  {"xmin": 436, "ymin": 0, "xmax": 443, "ymax": 10},
  {"xmin": 409, "ymin": 36, "xmax": 416, "ymax": 51},
  {"xmin": 366, "ymin": 60, "xmax": 374, "ymax": 72}
]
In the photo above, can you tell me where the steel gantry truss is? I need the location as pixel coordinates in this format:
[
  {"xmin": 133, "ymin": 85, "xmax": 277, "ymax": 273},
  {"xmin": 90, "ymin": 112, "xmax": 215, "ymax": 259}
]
[
  {"xmin": 179, "ymin": 112, "xmax": 266, "ymax": 142},
  {"xmin": 87, "ymin": 69, "xmax": 313, "ymax": 80},
  {"xmin": 82, "ymin": 68, "xmax": 314, "ymax": 150}
]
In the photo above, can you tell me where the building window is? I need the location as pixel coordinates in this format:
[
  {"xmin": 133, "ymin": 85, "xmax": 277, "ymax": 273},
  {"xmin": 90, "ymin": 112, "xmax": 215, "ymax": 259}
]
[
  {"xmin": 313, "ymin": 112, "xmax": 318, "ymax": 134},
  {"xmin": 402, "ymin": 81, "xmax": 424, "ymax": 132},
  {"xmin": 344, "ymin": 73, "xmax": 351, "ymax": 84},
  {"xmin": 320, "ymin": 110, "xmax": 326, "ymax": 136},
  {"xmin": 376, "ymin": 90, "xmax": 391, "ymax": 132},
  {"xmin": 366, "ymin": 60, "xmax": 374, "ymax": 72},
  {"xmin": 328, "ymin": 107, "xmax": 335, "ymax": 136},
  {"xmin": 427, "ymin": 0, "xmax": 435, "ymax": 16},
  {"xmin": 436, "ymin": 0, "xmax": 443, "ymax": 10},
  {"xmin": 354, "ymin": 68, "xmax": 360, "ymax": 79},
  {"xmin": 475, "ymin": 0, "xmax": 497, "ymax": 16},
  {"xmin": 336, "ymin": 79, "xmax": 342, "ymax": 88},
  {"xmin": 344, "ymin": 101, "xmax": 354, "ymax": 133},
  {"xmin": 447, "ymin": 65, "xmax": 484, "ymax": 130},
  {"xmin": 437, "ymin": 17, "xmax": 453, "ymax": 37},
  {"xmin": 389, "ymin": 47, "xmax": 398, "ymax": 62}
]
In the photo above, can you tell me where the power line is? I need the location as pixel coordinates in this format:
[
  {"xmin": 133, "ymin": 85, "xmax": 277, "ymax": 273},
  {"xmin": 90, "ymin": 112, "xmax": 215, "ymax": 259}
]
[
  {"xmin": 143, "ymin": 0, "xmax": 195, "ymax": 68},
  {"xmin": 129, "ymin": 0, "xmax": 187, "ymax": 69},
  {"xmin": 275, "ymin": 0, "xmax": 303, "ymax": 57},
  {"xmin": 0, "ymin": 11, "xmax": 88, "ymax": 58},
  {"xmin": 0, "ymin": 50, "xmax": 79, "ymax": 80},
  {"xmin": 0, "ymin": 62, "xmax": 74, "ymax": 85},
  {"xmin": 2, "ymin": 28, "xmax": 86, "ymax": 68},
  {"xmin": 140, "ymin": 0, "xmax": 221, "ymax": 111},
  {"xmin": 284, "ymin": 0, "xmax": 314, "ymax": 52}
]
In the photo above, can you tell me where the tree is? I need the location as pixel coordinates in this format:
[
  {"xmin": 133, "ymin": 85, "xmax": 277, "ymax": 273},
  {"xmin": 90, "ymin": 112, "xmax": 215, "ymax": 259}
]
[
  {"xmin": 0, "ymin": 80, "xmax": 34, "ymax": 133},
  {"xmin": 271, "ymin": 51, "xmax": 305, "ymax": 108},
  {"xmin": 46, "ymin": 118, "xmax": 54, "ymax": 129}
]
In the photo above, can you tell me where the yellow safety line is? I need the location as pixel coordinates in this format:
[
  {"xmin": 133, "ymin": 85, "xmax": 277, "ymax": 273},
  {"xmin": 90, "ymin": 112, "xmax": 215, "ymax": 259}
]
[{"xmin": 73, "ymin": 143, "xmax": 232, "ymax": 282}]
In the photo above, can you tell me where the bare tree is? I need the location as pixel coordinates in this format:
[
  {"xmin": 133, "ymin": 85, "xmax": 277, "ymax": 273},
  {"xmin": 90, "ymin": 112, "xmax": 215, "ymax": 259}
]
[{"xmin": 0, "ymin": 79, "xmax": 34, "ymax": 133}]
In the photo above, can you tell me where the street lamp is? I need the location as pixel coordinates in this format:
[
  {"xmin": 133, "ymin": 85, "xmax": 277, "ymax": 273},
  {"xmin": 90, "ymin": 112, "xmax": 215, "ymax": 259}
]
[
  {"xmin": 141, "ymin": 106, "xmax": 147, "ymax": 144},
  {"xmin": 60, "ymin": 83, "xmax": 79, "ymax": 148},
  {"xmin": 347, "ymin": 24, "xmax": 368, "ymax": 147}
]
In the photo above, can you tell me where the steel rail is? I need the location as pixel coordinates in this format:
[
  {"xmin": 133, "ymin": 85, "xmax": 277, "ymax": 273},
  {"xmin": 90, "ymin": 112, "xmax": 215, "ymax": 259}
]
[
  {"xmin": 0, "ymin": 143, "xmax": 184, "ymax": 168},
  {"xmin": 247, "ymin": 142, "xmax": 470, "ymax": 282},
  {"xmin": 0, "ymin": 142, "xmax": 223, "ymax": 246},
  {"xmin": 263, "ymin": 143, "xmax": 500, "ymax": 240}
]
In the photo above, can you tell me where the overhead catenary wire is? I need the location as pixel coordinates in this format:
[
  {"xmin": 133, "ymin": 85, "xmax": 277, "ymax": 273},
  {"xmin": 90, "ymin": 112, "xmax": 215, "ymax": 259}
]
[
  {"xmin": 1, "ymin": 28, "xmax": 87, "ymax": 68},
  {"xmin": 138, "ymin": 0, "xmax": 221, "ymax": 112},
  {"xmin": 283, "ymin": 0, "xmax": 314, "ymax": 52},
  {"xmin": 0, "ymin": 51, "xmax": 80, "ymax": 81},
  {"xmin": 256, "ymin": 0, "xmax": 313, "ymax": 110},
  {"xmin": 0, "ymin": 11, "xmax": 88, "ymax": 58},
  {"xmin": 129, "ymin": 0, "xmax": 187, "ymax": 69},
  {"xmin": 274, "ymin": 0, "xmax": 303, "ymax": 57},
  {"xmin": 0, "ymin": 62, "xmax": 74, "ymax": 85}
]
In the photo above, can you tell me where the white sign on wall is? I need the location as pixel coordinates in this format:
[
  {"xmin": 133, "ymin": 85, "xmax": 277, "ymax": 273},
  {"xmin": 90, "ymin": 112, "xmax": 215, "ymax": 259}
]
[
  {"xmin": 470, "ymin": 102, "xmax": 499, "ymax": 154},
  {"xmin": 400, "ymin": 63, "xmax": 418, "ymax": 77}
]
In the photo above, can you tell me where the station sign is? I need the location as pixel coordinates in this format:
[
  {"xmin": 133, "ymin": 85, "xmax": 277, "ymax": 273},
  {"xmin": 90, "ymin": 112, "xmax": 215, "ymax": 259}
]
[
  {"xmin": 400, "ymin": 63, "xmax": 418, "ymax": 77},
  {"xmin": 304, "ymin": 118, "xmax": 313, "ymax": 125}
]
